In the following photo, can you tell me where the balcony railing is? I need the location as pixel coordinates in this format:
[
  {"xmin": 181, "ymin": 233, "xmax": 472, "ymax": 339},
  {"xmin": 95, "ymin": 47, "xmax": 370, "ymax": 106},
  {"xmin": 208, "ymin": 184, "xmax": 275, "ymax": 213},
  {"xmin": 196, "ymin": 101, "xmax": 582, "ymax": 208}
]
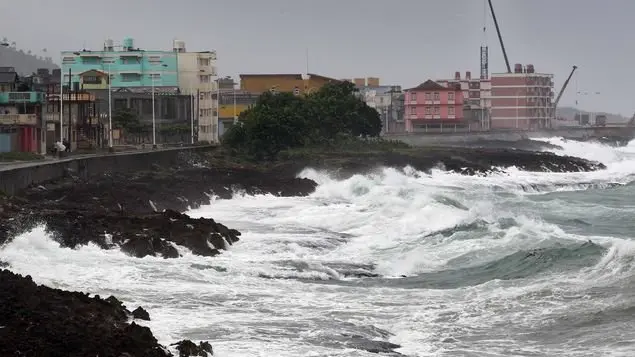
[
  {"xmin": 0, "ymin": 92, "xmax": 45, "ymax": 104},
  {"xmin": 0, "ymin": 114, "xmax": 38, "ymax": 126}
]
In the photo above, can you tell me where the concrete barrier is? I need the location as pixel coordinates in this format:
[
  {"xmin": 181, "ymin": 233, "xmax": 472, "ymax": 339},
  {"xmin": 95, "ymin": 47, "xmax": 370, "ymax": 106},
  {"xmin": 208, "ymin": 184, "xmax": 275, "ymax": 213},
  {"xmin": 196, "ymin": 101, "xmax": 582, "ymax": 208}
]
[
  {"xmin": 0, "ymin": 146, "xmax": 217, "ymax": 196},
  {"xmin": 384, "ymin": 126, "xmax": 635, "ymax": 147}
]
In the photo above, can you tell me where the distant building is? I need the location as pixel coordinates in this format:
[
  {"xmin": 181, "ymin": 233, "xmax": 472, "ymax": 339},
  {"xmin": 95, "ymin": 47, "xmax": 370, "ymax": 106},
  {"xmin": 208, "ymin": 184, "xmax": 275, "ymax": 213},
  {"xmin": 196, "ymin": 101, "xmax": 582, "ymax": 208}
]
[
  {"xmin": 217, "ymin": 90, "xmax": 259, "ymax": 137},
  {"xmin": 356, "ymin": 84, "xmax": 405, "ymax": 134},
  {"xmin": 175, "ymin": 40, "xmax": 218, "ymax": 143},
  {"xmin": 437, "ymin": 71, "xmax": 491, "ymax": 130},
  {"xmin": 403, "ymin": 80, "xmax": 464, "ymax": 133},
  {"xmin": 490, "ymin": 64, "xmax": 554, "ymax": 130},
  {"xmin": 59, "ymin": 37, "xmax": 215, "ymax": 143},
  {"xmin": 239, "ymin": 73, "xmax": 339, "ymax": 95},
  {"xmin": 0, "ymin": 67, "xmax": 44, "ymax": 153}
]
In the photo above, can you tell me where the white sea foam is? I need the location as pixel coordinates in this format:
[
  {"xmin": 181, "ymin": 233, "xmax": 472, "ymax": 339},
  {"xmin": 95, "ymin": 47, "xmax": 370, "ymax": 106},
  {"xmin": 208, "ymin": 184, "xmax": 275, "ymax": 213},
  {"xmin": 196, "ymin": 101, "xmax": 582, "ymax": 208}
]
[{"xmin": 3, "ymin": 138, "xmax": 635, "ymax": 356}]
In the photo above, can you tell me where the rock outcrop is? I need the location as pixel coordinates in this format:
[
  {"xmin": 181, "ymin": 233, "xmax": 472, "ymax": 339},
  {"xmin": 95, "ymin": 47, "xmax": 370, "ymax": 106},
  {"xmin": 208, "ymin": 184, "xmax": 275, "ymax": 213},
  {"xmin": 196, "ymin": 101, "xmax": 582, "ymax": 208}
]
[
  {"xmin": 0, "ymin": 157, "xmax": 317, "ymax": 257},
  {"xmin": 0, "ymin": 269, "xmax": 214, "ymax": 356},
  {"xmin": 0, "ymin": 269, "xmax": 171, "ymax": 356}
]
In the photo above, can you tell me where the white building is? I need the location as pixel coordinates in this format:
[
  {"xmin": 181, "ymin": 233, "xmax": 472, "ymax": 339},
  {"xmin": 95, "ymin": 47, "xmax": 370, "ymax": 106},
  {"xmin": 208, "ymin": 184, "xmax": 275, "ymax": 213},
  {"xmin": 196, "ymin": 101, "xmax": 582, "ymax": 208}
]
[{"xmin": 174, "ymin": 40, "xmax": 218, "ymax": 143}]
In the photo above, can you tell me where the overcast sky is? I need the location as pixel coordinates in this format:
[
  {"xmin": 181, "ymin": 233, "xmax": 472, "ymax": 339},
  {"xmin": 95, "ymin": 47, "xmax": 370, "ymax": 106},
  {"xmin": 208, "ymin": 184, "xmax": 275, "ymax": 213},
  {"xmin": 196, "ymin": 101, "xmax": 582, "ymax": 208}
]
[{"xmin": 0, "ymin": 0, "xmax": 632, "ymax": 115}]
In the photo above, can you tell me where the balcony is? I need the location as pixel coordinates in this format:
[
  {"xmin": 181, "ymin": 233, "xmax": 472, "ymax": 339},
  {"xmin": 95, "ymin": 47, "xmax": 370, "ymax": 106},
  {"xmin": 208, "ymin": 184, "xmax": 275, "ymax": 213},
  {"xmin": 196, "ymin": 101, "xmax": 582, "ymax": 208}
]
[
  {"xmin": 0, "ymin": 114, "xmax": 37, "ymax": 126},
  {"xmin": 0, "ymin": 92, "xmax": 45, "ymax": 104},
  {"xmin": 46, "ymin": 92, "xmax": 96, "ymax": 102}
]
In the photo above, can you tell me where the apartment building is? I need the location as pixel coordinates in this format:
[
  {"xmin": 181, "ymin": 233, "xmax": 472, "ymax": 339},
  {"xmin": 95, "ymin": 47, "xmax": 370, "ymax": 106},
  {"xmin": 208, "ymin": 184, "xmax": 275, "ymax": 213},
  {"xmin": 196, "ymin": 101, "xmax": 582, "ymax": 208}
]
[
  {"xmin": 437, "ymin": 71, "xmax": 491, "ymax": 129},
  {"xmin": 0, "ymin": 67, "xmax": 44, "ymax": 153},
  {"xmin": 175, "ymin": 40, "xmax": 218, "ymax": 143},
  {"xmin": 353, "ymin": 78, "xmax": 404, "ymax": 134},
  {"xmin": 403, "ymin": 80, "xmax": 464, "ymax": 132},
  {"xmin": 490, "ymin": 64, "xmax": 554, "ymax": 130}
]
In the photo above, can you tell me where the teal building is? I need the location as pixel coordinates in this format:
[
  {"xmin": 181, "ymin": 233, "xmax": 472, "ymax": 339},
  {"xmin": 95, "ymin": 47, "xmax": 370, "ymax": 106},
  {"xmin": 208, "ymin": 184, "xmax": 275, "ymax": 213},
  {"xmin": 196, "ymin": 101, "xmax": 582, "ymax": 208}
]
[{"xmin": 60, "ymin": 37, "xmax": 178, "ymax": 89}]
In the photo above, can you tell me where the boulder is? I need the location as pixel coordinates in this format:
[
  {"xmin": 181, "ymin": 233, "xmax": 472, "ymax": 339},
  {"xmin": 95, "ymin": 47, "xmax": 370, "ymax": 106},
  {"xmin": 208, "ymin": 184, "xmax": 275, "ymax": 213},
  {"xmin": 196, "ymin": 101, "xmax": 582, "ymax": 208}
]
[
  {"xmin": 132, "ymin": 306, "xmax": 151, "ymax": 321},
  {"xmin": 171, "ymin": 340, "xmax": 214, "ymax": 356}
]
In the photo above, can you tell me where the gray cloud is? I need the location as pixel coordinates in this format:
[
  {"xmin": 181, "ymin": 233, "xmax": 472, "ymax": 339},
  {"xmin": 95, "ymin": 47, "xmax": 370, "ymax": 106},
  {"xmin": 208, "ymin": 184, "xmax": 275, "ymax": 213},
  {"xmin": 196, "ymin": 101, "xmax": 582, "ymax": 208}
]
[{"xmin": 0, "ymin": 0, "xmax": 631, "ymax": 115}]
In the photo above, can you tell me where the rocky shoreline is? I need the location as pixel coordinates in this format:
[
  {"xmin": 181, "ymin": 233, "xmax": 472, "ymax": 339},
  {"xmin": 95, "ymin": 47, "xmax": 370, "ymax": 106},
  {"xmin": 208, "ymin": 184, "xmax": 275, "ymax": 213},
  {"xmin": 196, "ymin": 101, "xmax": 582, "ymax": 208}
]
[{"xmin": 0, "ymin": 145, "xmax": 606, "ymax": 355}]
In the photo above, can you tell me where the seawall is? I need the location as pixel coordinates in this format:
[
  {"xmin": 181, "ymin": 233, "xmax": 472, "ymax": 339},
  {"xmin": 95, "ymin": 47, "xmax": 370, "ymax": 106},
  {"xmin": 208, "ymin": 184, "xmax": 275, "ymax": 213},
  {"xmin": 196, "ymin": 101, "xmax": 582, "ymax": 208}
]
[
  {"xmin": 0, "ymin": 146, "xmax": 215, "ymax": 196},
  {"xmin": 384, "ymin": 126, "xmax": 635, "ymax": 146}
]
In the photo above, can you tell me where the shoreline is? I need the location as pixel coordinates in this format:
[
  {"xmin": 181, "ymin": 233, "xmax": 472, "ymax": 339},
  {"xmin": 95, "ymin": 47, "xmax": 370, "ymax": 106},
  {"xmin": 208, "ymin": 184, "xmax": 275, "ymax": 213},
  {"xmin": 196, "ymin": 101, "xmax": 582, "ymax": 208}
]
[{"xmin": 0, "ymin": 143, "xmax": 610, "ymax": 355}]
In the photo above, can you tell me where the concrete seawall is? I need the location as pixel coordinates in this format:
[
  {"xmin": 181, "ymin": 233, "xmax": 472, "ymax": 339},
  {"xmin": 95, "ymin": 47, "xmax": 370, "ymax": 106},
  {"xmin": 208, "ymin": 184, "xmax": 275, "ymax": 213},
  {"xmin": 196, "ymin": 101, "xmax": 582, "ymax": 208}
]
[
  {"xmin": 384, "ymin": 126, "xmax": 635, "ymax": 146},
  {"xmin": 0, "ymin": 146, "xmax": 215, "ymax": 196}
]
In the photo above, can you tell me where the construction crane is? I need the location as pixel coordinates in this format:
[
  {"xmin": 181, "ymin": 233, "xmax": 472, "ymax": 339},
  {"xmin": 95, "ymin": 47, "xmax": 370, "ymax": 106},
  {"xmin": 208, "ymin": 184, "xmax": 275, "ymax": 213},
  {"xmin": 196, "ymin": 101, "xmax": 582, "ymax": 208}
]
[
  {"xmin": 487, "ymin": 0, "xmax": 511, "ymax": 73},
  {"xmin": 552, "ymin": 65, "xmax": 578, "ymax": 118}
]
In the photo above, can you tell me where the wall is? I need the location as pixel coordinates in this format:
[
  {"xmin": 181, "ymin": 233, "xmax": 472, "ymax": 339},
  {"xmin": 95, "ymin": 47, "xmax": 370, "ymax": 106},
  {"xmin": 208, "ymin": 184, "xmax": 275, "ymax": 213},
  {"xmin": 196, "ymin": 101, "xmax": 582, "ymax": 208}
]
[
  {"xmin": 177, "ymin": 52, "xmax": 218, "ymax": 142},
  {"xmin": 240, "ymin": 73, "xmax": 338, "ymax": 94},
  {"xmin": 0, "ymin": 145, "xmax": 216, "ymax": 196}
]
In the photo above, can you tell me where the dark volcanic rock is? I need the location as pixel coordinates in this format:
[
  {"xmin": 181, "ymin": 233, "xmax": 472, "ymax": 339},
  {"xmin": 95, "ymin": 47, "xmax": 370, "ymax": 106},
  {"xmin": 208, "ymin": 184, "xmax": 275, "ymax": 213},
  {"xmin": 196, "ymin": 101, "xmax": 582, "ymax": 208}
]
[
  {"xmin": 171, "ymin": 340, "xmax": 214, "ymax": 356},
  {"xmin": 41, "ymin": 209, "xmax": 240, "ymax": 258},
  {"xmin": 132, "ymin": 306, "xmax": 151, "ymax": 321},
  {"xmin": 0, "ymin": 269, "xmax": 172, "ymax": 356},
  {"xmin": 274, "ymin": 147, "xmax": 605, "ymax": 179}
]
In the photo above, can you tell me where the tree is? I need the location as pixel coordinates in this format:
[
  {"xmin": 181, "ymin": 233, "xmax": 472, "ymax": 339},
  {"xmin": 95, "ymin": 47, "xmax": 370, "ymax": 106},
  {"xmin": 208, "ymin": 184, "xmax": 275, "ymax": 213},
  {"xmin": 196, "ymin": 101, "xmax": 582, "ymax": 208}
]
[
  {"xmin": 112, "ymin": 108, "xmax": 143, "ymax": 134},
  {"xmin": 222, "ymin": 80, "xmax": 383, "ymax": 159}
]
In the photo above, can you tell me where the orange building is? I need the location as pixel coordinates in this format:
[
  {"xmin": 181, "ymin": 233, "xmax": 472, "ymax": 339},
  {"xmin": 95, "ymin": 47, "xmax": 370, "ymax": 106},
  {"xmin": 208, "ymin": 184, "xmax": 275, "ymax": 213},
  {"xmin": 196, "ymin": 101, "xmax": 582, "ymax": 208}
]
[{"xmin": 239, "ymin": 73, "xmax": 340, "ymax": 95}]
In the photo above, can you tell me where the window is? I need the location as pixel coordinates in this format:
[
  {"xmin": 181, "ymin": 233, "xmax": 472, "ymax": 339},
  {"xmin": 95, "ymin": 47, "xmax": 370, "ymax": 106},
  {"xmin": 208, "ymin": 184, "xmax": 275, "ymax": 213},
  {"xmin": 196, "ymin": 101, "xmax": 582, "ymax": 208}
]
[
  {"xmin": 433, "ymin": 106, "xmax": 440, "ymax": 115},
  {"xmin": 293, "ymin": 86, "xmax": 300, "ymax": 96},
  {"xmin": 425, "ymin": 106, "xmax": 432, "ymax": 115},
  {"xmin": 410, "ymin": 107, "xmax": 416, "ymax": 115},
  {"xmin": 148, "ymin": 56, "xmax": 162, "ymax": 65},
  {"xmin": 448, "ymin": 92, "xmax": 455, "ymax": 101},
  {"xmin": 410, "ymin": 92, "xmax": 416, "ymax": 101},
  {"xmin": 199, "ymin": 75, "xmax": 210, "ymax": 83},
  {"xmin": 425, "ymin": 92, "xmax": 431, "ymax": 100},
  {"xmin": 433, "ymin": 92, "xmax": 440, "ymax": 100},
  {"xmin": 449, "ymin": 106, "xmax": 455, "ymax": 116},
  {"xmin": 198, "ymin": 58, "xmax": 210, "ymax": 66},
  {"xmin": 83, "ymin": 75, "xmax": 100, "ymax": 84}
]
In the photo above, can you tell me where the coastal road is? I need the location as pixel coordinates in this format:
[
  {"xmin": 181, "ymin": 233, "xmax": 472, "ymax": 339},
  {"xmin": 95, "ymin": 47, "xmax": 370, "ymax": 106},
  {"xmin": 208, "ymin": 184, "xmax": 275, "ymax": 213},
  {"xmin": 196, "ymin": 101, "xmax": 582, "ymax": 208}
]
[{"xmin": 0, "ymin": 145, "xmax": 215, "ymax": 172}]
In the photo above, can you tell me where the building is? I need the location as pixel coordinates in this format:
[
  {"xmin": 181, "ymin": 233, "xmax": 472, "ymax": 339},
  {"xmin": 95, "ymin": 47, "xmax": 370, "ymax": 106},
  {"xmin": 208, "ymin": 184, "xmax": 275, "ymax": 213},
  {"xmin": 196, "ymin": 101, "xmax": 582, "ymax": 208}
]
[
  {"xmin": 239, "ymin": 73, "xmax": 340, "ymax": 95},
  {"xmin": 355, "ymin": 80, "xmax": 405, "ymax": 134},
  {"xmin": 217, "ymin": 90, "xmax": 259, "ymax": 137},
  {"xmin": 490, "ymin": 63, "xmax": 554, "ymax": 130},
  {"xmin": 0, "ymin": 67, "xmax": 44, "ymax": 153},
  {"xmin": 403, "ymin": 80, "xmax": 464, "ymax": 133},
  {"xmin": 38, "ymin": 69, "xmax": 100, "ymax": 150},
  {"xmin": 174, "ymin": 40, "xmax": 218, "ymax": 143},
  {"xmin": 61, "ymin": 38, "xmax": 178, "ymax": 88},
  {"xmin": 59, "ymin": 37, "xmax": 205, "ymax": 144},
  {"xmin": 437, "ymin": 71, "xmax": 491, "ymax": 130}
]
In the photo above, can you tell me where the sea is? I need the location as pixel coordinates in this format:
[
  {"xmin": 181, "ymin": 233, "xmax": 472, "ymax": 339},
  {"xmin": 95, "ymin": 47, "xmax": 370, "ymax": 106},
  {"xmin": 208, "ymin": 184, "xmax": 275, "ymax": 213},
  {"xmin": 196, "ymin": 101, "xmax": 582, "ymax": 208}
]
[{"xmin": 2, "ymin": 137, "xmax": 635, "ymax": 356}]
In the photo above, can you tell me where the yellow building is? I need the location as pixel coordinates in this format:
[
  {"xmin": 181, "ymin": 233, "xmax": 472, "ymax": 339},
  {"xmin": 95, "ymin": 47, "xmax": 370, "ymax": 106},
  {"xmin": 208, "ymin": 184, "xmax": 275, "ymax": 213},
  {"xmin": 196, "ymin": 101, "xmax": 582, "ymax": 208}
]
[
  {"xmin": 79, "ymin": 70, "xmax": 109, "ymax": 90},
  {"xmin": 239, "ymin": 73, "xmax": 340, "ymax": 95}
]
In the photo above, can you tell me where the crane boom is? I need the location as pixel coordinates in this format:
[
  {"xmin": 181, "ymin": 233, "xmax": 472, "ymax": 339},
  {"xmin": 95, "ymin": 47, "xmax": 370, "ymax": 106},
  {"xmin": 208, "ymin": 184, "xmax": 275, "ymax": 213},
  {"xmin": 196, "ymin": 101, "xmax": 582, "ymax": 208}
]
[
  {"xmin": 553, "ymin": 65, "xmax": 578, "ymax": 117},
  {"xmin": 487, "ymin": 0, "xmax": 511, "ymax": 73}
]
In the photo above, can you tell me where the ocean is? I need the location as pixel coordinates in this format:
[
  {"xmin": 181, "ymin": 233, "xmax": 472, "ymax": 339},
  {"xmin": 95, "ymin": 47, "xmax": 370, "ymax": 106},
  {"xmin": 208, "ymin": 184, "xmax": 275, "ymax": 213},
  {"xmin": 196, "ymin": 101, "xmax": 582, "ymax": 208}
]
[{"xmin": 2, "ymin": 138, "xmax": 635, "ymax": 356}]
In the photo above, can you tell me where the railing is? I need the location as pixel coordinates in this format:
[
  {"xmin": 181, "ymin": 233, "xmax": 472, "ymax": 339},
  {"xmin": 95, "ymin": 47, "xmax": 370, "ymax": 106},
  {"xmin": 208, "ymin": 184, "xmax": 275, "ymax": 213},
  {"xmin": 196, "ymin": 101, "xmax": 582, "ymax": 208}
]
[
  {"xmin": 0, "ymin": 114, "xmax": 37, "ymax": 125},
  {"xmin": 0, "ymin": 92, "xmax": 45, "ymax": 104}
]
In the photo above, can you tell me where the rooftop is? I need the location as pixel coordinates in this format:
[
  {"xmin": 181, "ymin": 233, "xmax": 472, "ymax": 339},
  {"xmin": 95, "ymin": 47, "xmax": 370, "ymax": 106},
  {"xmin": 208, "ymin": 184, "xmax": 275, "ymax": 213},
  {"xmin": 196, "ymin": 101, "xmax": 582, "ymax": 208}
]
[{"xmin": 407, "ymin": 80, "xmax": 457, "ymax": 91}]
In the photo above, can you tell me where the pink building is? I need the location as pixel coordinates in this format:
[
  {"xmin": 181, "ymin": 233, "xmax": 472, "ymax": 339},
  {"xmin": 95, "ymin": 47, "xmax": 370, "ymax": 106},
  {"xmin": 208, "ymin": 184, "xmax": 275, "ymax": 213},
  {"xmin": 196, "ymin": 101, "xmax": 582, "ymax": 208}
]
[
  {"xmin": 490, "ymin": 64, "xmax": 554, "ymax": 130},
  {"xmin": 404, "ymin": 80, "xmax": 464, "ymax": 132}
]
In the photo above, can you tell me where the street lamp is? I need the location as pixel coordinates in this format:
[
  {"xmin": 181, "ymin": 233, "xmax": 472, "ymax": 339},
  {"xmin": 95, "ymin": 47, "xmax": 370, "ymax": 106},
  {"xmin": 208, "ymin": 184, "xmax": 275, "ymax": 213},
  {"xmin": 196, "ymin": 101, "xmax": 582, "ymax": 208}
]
[
  {"xmin": 106, "ymin": 61, "xmax": 114, "ymax": 152},
  {"xmin": 152, "ymin": 63, "xmax": 168, "ymax": 149}
]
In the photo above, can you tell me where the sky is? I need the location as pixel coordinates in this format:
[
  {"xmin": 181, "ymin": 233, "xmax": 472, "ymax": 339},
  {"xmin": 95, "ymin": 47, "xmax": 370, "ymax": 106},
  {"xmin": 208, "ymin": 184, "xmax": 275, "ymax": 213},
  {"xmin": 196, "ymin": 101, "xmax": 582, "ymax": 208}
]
[{"xmin": 0, "ymin": 0, "xmax": 632, "ymax": 116}]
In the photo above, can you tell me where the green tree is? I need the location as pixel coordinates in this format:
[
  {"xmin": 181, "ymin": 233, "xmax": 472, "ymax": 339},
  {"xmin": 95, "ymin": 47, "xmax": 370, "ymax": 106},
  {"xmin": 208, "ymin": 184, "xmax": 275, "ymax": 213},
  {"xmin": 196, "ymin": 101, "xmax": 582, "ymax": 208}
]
[
  {"xmin": 222, "ymin": 80, "xmax": 383, "ymax": 159},
  {"xmin": 112, "ymin": 108, "xmax": 143, "ymax": 134}
]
